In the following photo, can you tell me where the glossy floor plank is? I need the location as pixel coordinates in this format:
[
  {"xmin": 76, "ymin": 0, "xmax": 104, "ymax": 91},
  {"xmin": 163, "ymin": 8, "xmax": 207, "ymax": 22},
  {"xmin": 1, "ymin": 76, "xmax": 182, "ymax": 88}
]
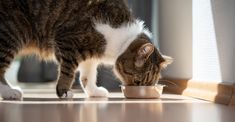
[{"xmin": 1, "ymin": 91, "xmax": 235, "ymax": 122}]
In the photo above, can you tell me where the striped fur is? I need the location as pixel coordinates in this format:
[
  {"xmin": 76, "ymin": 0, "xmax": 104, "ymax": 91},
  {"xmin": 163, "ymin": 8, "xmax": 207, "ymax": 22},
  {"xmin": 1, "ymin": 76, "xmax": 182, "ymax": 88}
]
[{"xmin": 0, "ymin": 0, "xmax": 171, "ymax": 99}]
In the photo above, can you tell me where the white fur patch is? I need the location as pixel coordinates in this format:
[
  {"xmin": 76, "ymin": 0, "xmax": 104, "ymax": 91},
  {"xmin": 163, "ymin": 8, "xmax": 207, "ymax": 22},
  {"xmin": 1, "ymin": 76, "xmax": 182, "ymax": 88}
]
[
  {"xmin": 0, "ymin": 83, "xmax": 23, "ymax": 100},
  {"xmin": 78, "ymin": 59, "xmax": 100, "ymax": 86},
  {"xmin": 78, "ymin": 59, "xmax": 109, "ymax": 97},
  {"xmin": 86, "ymin": 86, "xmax": 109, "ymax": 97},
  {"xmin": 61, "ymin": 90, "xmax": 73, "ymax": 99},
  {"xmin": 94, "ymin": 19, "xmax": 152, "ymax": 64}
]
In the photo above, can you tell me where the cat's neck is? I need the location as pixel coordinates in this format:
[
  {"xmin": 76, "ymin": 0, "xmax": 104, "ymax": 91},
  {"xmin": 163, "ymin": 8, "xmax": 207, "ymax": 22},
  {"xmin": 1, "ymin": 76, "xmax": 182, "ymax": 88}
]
[{"xmin": 95, "ymin": 19, "xmax": 151, "ymax": 64}]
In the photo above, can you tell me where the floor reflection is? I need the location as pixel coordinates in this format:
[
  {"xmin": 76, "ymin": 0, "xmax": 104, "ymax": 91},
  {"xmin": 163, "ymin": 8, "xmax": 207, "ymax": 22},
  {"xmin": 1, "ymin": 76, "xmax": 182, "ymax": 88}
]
[
  {"xmin": 78, "ymin": 98, "xmax": 163, "ymax": 122},
  {"xmin": 1, "ymin": 94, "xmax": 235, "ymax": 122},
  {"xmin": 0, "ymin": 98, "xmax": 164, "ymax": 122}
]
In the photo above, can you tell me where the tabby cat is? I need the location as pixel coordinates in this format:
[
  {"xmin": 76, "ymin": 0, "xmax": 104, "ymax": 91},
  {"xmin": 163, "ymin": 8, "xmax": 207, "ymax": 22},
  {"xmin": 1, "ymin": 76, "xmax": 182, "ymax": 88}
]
[{"xmin": 0, "ymin": 0, "xmax": 172, "ymax": 100}]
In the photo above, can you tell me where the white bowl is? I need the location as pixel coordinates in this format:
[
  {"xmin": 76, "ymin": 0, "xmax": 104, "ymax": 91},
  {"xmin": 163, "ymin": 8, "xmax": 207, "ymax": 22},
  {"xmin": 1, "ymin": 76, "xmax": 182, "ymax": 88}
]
[{"xmin": 121, "ymin": 84, "xmax": 165, "ymax": 99}]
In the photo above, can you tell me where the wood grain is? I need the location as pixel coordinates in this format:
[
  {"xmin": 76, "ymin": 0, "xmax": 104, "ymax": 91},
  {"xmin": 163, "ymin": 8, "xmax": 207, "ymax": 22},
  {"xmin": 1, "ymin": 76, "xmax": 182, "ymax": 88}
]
[{"xmin": 162, "ymin": 79, "xmax": 234, "ymax": 105}]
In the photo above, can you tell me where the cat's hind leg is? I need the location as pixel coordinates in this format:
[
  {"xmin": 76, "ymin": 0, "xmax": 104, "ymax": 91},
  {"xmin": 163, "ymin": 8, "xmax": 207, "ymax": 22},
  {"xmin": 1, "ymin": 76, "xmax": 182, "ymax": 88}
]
[
  {"xmin": 79, "ymin": 59, "xmax": 109, "ymax": 97},
  {"xmin": 0, "ymin": 39, "xmax": 23, "ymax": 100}
]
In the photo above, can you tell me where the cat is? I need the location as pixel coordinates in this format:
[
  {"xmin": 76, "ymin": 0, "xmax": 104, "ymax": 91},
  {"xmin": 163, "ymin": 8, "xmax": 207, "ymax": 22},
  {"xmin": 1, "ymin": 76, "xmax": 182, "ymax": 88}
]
[{"xmin": 0, "ymin": 0, "xmax": 172, "ymax": 100}]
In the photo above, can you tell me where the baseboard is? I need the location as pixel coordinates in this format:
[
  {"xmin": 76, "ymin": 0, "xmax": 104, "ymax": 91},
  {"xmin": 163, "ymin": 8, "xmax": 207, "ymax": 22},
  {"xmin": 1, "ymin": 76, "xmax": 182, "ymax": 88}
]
[
  {"xmin": 229, "ymin": 85, "xmax": 235, "ymax": 106},
  {"xmin": 160, "ymin": 79, "xmax": 234, "ymax": 105}
]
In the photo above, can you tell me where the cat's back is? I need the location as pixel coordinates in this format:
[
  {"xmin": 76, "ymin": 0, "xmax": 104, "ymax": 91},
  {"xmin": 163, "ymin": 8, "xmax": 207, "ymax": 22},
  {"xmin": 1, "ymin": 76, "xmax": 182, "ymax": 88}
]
[
  {"xmin": 0, "ymin": 0, "xmax": 89, "ymax": 60},
  {"xmin": 0, "ymin": 0, "xmax": 132, "ymax": 45},
  {"xmin": 1, "ymin": 0, "xmax": 129, "ymax": 37},
  {"xmin": 0, "ymin": 0, "xmax": 89, "ymax": 41}
]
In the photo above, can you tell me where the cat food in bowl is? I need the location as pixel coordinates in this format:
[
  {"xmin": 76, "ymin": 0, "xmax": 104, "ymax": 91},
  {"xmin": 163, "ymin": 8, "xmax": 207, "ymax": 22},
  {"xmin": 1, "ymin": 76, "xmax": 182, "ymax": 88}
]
[{"xmin": 121, "ymin": 84, "xmax": 164, "ymax": 99}]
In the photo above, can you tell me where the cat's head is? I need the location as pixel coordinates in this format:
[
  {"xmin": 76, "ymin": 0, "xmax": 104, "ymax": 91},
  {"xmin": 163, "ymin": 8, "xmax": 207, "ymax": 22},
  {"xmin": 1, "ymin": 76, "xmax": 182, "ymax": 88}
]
[{"xmin": 114, "ymin": 33, "xmax": 172, "ymax": 86}]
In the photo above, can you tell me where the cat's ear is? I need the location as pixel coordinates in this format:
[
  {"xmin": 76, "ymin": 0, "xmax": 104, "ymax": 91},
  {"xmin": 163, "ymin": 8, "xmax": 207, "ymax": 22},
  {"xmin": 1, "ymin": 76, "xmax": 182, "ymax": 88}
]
[
  {"xmin": 153, "ymin": 47, "xmax": 173, "ymax": 68},
  {"xmin": 135, "ymin": 43, "xmax": 154, "ymax": 67},
  {"xmin": 160, "ymin": 55, "xmax": 173, "ymax": 68}
]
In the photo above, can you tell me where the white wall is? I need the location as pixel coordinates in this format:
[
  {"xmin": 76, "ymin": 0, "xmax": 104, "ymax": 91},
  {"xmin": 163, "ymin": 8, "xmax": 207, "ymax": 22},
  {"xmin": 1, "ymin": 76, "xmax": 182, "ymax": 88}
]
[
  {"xmin": 212, "ymin": 0, "xmax": 235, "ymax": 83},
  {"xmin": 159, "ymin": 0, "xmax": 192, "ymax": 79},
  {"xmin": 158, "ymin": 0, "xmax": 235, "ymax": 83}
]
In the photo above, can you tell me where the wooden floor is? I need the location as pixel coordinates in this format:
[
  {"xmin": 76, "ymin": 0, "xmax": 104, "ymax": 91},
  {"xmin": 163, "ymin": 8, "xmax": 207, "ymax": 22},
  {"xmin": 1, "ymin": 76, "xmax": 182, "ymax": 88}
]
[{"xmin": 1, "ymin": 84, "xmax": 235, "ymax": 122}]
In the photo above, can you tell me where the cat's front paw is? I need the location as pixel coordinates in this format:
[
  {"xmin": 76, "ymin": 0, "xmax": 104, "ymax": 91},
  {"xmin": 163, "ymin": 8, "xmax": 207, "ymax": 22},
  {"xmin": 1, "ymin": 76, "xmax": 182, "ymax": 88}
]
[
  {"xmin": 87, "ymin": 87, "xmax": 109, "ymax": 97},
  {"xmin": 1, "ymin": 87, "xmax": 23, "ymax": 100},
  {"xmin": 56, "ymin": 84, "xmax": 73, "ymax": 99}
]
